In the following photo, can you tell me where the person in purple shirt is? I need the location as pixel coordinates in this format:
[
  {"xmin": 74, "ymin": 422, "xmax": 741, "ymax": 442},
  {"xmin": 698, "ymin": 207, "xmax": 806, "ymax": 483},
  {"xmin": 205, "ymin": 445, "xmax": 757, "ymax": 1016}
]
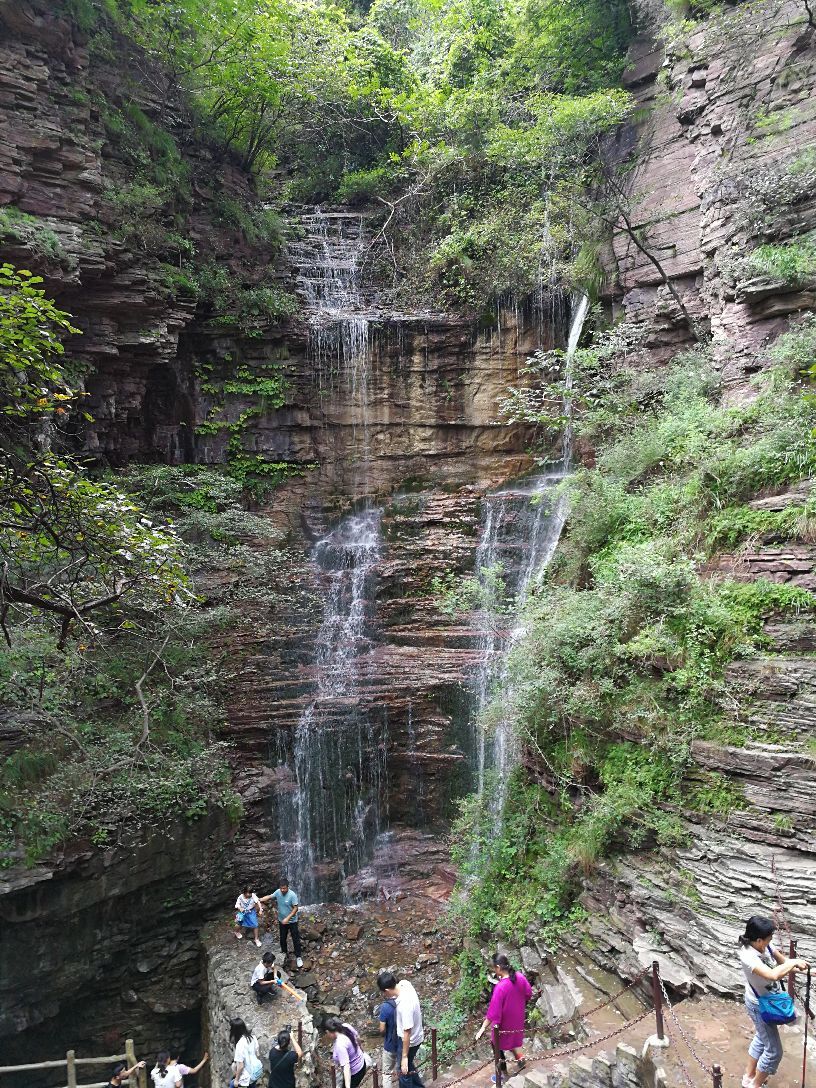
[
  {"xmin": 326, "ymin": 1017, "xmax": 367, "ymax": 1088},
  {"xmin": 475, "ymin": 954, "xmax": 532, "ymax": 1081}
]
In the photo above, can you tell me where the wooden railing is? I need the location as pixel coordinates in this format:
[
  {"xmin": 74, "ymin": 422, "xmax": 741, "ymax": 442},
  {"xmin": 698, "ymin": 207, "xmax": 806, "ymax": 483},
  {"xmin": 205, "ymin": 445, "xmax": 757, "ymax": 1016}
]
[{"xmin": 0, "ymin": 1039, "xmax": 148, "ymax": 1088}]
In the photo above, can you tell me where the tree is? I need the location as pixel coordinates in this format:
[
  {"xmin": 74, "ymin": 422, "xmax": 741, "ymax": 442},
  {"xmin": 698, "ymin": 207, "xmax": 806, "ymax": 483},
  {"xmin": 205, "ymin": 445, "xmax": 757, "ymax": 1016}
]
[{"xmin": 0, "ymin": 265, "xmax": 189, "ymax": 648}]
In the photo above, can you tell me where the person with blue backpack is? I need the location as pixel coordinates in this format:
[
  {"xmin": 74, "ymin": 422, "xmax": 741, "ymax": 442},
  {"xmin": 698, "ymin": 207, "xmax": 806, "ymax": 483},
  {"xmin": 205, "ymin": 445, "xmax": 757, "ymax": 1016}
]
[
  {"xmin": 229, "ymin": 1018, "xmax": 263, "ymax": 1088},
  {"xmin": 738, "ymin": 915, "xmax": 809, "ymax": 1088}
]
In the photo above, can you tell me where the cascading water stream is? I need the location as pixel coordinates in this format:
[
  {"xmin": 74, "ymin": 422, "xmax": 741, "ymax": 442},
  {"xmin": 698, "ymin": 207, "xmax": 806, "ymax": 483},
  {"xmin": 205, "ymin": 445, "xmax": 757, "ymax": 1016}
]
[
  {"xmin": 277, "ymin": 509, "xmax": 387, "ymax": 902},
  {"xmin": 470, "ymin": 295, "xmax": 590, "ymax": 805},
  {"xmin": 276, "ymin": 211, "xmax": 386, "ymax": 900}
]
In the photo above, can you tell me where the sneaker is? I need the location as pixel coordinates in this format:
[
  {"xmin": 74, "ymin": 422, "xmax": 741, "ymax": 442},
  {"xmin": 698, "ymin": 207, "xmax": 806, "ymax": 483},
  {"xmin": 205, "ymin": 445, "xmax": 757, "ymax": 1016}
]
[
  {"xmin": 742, "ymin": 1079, "xmax": 755, "ymax": 1088},
  {"xmin": 296, "ymin": 957, "xmax": 304, "ymax": 968},
  {"xmin": 236, "ymin": 933, "xmax": 243, "ymax": 940},
  {"xmin": 255, "ymin": 938, "xmax": 262, "ymax": 948}
]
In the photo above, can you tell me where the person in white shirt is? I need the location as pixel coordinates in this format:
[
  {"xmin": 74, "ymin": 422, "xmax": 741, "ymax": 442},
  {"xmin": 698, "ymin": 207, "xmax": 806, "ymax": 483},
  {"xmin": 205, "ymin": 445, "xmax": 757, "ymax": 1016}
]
[
  {"xmin": 234, "ymin": 886, "xmax": 263, "ymax": 948},
  {"xmin": 229, "ymin": 1018, "xmax": 262, "ymax": 1088},
  {"xmin": 151, "ymin": 1055, "xmax": 181, "ymax": 1088},
  {"xmin": 250, "ymin": 951, "xmax": 281, "ymax": 1005},
  {"xmin": 738, "ymin": 914, "xmax": 808, "ymax": 1088},
  {"xmin": 377, "ymin": 972, "xmax": 424, "ymax": 1085}
]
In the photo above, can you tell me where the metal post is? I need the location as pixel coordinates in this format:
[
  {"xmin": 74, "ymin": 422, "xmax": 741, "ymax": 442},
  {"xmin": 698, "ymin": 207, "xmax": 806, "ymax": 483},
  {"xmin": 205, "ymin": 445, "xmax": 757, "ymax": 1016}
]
[
  {"xmin": 712, "ymin": 1064, "xmax": 723, "ymax": 1088},
  {"xmin": 788, "ymin": 941, "xmax": 797, "ymax": 998},
  {"xmin": 492, "ymin": 1031, "xmax": 502, "ymax": 1088},
  {"xmin": 298, "ymin": 1021, "xmax": 303, "ymax": 1049},
  {"xmin": 67, "ymin": 1051, "xmax": 77, "ymax": 1088},
  {"xmin": 651, "ymin": 961, "xmax": 665, "ymax": 1042},
  {"xmin": 331, "ymin": 1065, "xmax": 337, "ymax": 1088},
  {"xmin": 431, "ymin": 1028, "xmax": 438, "ymax": 1082}
]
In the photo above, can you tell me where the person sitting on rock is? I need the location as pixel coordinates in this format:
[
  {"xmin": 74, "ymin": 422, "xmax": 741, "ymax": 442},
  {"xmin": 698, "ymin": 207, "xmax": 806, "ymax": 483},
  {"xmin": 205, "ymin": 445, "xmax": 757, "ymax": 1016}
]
[
  {"xmin": 377, "ymin": 972, "xmax": 424, "ymax": 1086},
  {"xmin": 268, "ymin": 1027, "xmax": 302, "ymax": 1088},
  {"xmin": 325, "ymin": 1017, "xmax": 368, "ymax": 1088},
  {"xmin": 474, "ymin": 954, "xmax": 531, "ymax": 1081},
  {"xmin": 235, "ymin": 885, "xmax": 263, "ymax": 948},
  {"xmin": 105, "ymin": 1058, "xmax": 146, "ymax": 1088},
  {"xmin": 167, "ymin": 1050, "xmax": 208, "ymax": 1085},
  {"xmin": 151, "ymin": 1054, "xmax": 181, "ymax": 1088},
  {"xmin": 738, "ymin": 914, "xmax": 809, "ymax": 1088},
  {"xmin": 251, "ymin": 951, "xmax": 282, "ymax": 1005},
  {"xmin": 260, "ymin": 878, "xmax": 303, "ymax": 968}
]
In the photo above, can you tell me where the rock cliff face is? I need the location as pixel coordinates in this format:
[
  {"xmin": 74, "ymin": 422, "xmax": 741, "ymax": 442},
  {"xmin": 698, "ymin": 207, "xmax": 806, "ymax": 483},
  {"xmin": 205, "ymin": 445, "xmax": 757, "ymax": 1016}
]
[
  {"xmin": 578, "ymin": 0, "xmax": 816, "ymax": 999},
  {"xmin": 0, "ymin": 0, "xmax": 559, "ymax": 1060},
  {"xmin": 0, "ymin": 811, "xmax": 234, "ymax": 1074}
]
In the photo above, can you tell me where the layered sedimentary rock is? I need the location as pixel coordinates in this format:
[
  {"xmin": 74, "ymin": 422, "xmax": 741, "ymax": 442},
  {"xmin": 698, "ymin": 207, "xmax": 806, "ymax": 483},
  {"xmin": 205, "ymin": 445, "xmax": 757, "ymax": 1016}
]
[
  {"xmin": 580, "ymin": 0, "xmax": 816, "ymax": 999},
  {"xmin": 0, "ymin": 811, "xmax": 234, "ymax": 1072}
]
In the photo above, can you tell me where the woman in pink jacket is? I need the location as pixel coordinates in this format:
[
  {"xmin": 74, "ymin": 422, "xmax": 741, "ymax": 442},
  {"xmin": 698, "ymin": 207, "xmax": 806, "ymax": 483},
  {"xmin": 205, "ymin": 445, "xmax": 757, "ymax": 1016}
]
[{"xmin": 475, "ymin": 954, "xmax": 532, "ymax": 1080}]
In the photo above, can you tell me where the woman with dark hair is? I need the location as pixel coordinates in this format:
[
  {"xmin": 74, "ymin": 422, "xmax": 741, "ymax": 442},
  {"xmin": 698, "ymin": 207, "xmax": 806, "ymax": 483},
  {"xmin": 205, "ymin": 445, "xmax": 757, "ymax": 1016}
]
[
  {"xmin": 738, "ymin": 914, "xmax": 808, "ymax": 1088},
  {"xmin": 234, "ymin": 885, "xmax": 263, "ymax": 948},
  {"xmin": 151, "ymin": 1054, "xmax": 181, "ymax": 1088},
  {"xmin": 474, "ymin": 954, "xmax": 532, "ymax": 1081},
  {"xmin": 268, "ymin": 1028, "xmax": 303, "ymax": 1088},
  {"xmin": 229, "ymin": 1018, "xmax": 262, "ymax": 1088},
  {"xmin": 167, "ymin": 1049, "xmax": 209, "ymax": 1084},
  {"xmin": 325, "ymin": 1017, "xmax": 367, "ymax": 1088}
]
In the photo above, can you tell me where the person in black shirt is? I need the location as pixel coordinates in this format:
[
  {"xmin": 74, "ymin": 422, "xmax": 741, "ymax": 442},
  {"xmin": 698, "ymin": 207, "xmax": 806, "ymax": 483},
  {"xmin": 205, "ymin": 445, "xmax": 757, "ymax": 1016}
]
[
  {"xmin": 267, "ymin": 1028, "xmax": 302, "ymax": 1088},
  {"xmin": 106, "ymin": 1060, "xmax": 146, "ymax": 1088}
]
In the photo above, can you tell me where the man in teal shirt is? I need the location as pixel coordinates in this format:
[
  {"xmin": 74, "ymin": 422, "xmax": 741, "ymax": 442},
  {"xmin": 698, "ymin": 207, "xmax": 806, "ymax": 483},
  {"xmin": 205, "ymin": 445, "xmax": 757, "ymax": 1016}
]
[{"xmin": 260, "ymin": 879, "xmax": 303, "ymax": 968}]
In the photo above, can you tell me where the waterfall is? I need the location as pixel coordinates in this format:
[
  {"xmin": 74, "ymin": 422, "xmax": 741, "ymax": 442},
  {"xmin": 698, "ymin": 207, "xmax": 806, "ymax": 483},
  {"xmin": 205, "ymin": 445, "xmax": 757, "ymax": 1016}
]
[
  {"xmin": 277, "ymin": 211, "xmax": 386, "ymax": 901},
  {"xmin": 287, "ymin": 210, "xmax": 374, "ymax": 475},
  {"xmin": 277, "ymin": 508, "xmax": 387, "ymax": 902},
  {"xmin": 470, "ymin": 295, "xmax": 590, "ymax": 803}
]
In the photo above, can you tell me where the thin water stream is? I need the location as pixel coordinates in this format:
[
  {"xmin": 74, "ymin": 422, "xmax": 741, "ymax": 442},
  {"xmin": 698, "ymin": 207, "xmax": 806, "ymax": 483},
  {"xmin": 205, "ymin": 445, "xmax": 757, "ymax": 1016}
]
[{"xmin": 469, "ymin": 295, "xmax": 589, "ymax": 804}]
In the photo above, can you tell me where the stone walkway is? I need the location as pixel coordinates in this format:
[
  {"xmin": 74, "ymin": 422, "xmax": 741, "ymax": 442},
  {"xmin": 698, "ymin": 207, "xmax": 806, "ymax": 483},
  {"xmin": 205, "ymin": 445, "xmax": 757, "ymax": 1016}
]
[{"xmin": 430, "ymin": 994, "xmax": 816, "ymax": 1088}]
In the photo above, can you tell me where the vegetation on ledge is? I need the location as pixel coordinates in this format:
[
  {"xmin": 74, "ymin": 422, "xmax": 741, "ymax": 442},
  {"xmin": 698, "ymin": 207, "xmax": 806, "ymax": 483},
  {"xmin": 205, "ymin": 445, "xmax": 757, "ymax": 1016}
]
[{"xmin": 444, "ymin": 316, "xmax": 816, "ymax": 946}]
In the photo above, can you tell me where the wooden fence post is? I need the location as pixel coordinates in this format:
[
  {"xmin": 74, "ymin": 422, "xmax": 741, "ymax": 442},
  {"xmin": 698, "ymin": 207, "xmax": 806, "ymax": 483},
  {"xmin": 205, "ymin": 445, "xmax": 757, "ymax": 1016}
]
[
  {"xmin": 67, "ymin": 1051, "xmax": 77, "ymax": 1088},
  {"xmin": 491, "ymin": 1031, "xmax": 502, "ymax": 1088},
  {"xmin": 373, "ymin": 1066, "xmax": 379, "ymax": 1088},
  {"xmin": 431, "ymin": 1028, "xmax": 438, "ymax": 1082},
  {"xmin": 125, "ymin": 1039, "xmax": 138, "ymax": 1088},
  {"xmin": 331, "ymin": 1065, "xmax": 337, "ymax": 1088},
  {"xmin": 712, "ymin": 1064, "xmax": 723, "ymax": 1088},
  {"xmin": 789, "ymin": 941, "xmax": 797, "ymax": 998},
  {"xmin": 298, "ymin": 1021, "xmax": 303, "ymax": 1050},
  {"xmin": 651, "ymin": 962, "xmax": 665, "ymax": 1042}
]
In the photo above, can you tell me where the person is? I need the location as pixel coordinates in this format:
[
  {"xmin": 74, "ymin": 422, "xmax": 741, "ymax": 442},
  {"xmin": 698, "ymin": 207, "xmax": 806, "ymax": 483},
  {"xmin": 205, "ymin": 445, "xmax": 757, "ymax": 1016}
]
[
  {"xmin": 106, "ymin": 1060, "xmax": 146, "ymax": 1088},
  {"xmin": 325, "ymin": 1017, "xmax": 367, "ymax": 1088},
  {"xmin": 267, "ymin": 1027, "xmax": 303, "ymax": 1088},
  {"xmin": 235, "ymin": 886, "xmax": 263, "ymax": 948},
  {"xmin": 377, "ymin": 972, "xmax": 424, "ymax": 1085},
  {"xmin": 738, "ymin": 915, "xmax": 809, "ymax": 1088},
  {"xmin": 151, "ymin": 1055, "xmax": 181, "ymax": 1088},
  {"xmin": 474, "ymin": 954, "xmax": 532, "ymax": 1081},
  {"xmin": 376, "ymin": 991, "xmax": 398, "ymax": 1088},
  {"xmin": 260, "ymin": 879, "xmax": 303, "ymax": 968},
  {"xmin": 230, "ymin": 1017, "xmax": 263, "ymax": 1088},
  {"xmin": 251, "ymin": 951, "xmax": 282, "ymax": 1005},
  {"xmin": 168, "ymin": 1050, "xmax": 208, "ymax": 1083}
]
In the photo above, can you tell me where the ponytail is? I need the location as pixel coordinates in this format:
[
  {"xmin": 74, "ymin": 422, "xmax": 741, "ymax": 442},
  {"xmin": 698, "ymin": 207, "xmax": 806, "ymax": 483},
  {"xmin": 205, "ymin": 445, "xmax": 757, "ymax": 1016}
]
[
  {"xmin": 325, "ymin": 1018, "xmax": 360, "ymax": 1053},
  {"xmin": 739, "ymin": 915, "xmax": 775, "ymax": 947},
  {"xmin": 155, "ymin": 1054, "xmax": 170, "ymax": 1079},
  {"xmin": 492, "ymin": 953, "xmax": 517, "ymax": 983},
  {"xmin": 276, "ymin": 1030, "xmax": 291, "ymax": 1051}
]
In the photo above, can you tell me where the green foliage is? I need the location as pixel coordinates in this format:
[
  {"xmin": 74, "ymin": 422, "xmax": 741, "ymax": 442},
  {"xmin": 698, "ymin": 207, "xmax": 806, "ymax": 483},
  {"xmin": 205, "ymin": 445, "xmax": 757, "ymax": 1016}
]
[
  {"xmin": 0, "ymin": 208, "xmax": 73, "ymax": 269},
  {"xmin": 687, "ymin": 772, "xmax": 746, "ymax": 816}
]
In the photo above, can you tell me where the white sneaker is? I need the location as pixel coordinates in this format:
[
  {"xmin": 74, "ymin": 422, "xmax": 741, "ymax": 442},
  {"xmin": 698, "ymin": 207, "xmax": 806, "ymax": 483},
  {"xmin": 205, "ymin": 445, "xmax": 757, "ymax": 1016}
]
[
  {"xmin": 255, "ymin": 938, "xmax": 262, "ymax": 948},
  {"xmin": 742, "ymin": 1077, "xmax": 755, "ymax": 1088},
  {"xmin": 236, "ymin": 933, "xmax": 243, "ymax": 940},
  {"xmin": 296, "ymin": 957, "xmax": 304, "ymax": 968}
]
